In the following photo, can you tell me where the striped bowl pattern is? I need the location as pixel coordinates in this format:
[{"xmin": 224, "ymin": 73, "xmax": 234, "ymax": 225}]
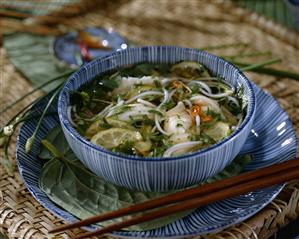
[
  {"xmin": 16, "ymin": 82, "xmax": 297, "ymax": 238},
  {"xmin": 58, "ymin": 46, "xmax": 256, "ymax": 192}
]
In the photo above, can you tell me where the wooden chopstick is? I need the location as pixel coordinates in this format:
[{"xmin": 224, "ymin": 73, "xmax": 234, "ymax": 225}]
[
  {"xmin": 73, "ymin": 161, "xmax": 299, "ymax": 239},
  {"xmin": 50, "ymin": 158, "xmax": 299, "ymax": 235}
]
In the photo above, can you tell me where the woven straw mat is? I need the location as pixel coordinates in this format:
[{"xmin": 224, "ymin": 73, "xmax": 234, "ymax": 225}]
[{"xmin": 0, "ymin": 1, "xmax": 299, "ymax": 238}]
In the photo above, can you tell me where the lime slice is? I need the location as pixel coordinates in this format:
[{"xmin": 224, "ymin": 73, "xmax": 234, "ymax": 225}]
[
  {"xmin": 134, "ymin": 141, "xmax": 152, "ymax": 154},
  {"xmin": 85, "ymin": 118, "xmax": 135, "ymax": 139},
  {"xmin": 91, "ymin": 128, "xmax": 142, "ymax": 149},
  {"xmin": 203, "ymin": 122, "xmax": 230, "ymax": 142}
]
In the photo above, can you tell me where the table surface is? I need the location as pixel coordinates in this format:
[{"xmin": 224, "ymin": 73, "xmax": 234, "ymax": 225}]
[{"xmin": 1, "ymin": 1, "xmax": 299, "ymax": 238}]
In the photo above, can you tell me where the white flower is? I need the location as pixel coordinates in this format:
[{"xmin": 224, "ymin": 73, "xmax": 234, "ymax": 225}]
[
  {"xmin": 3, "ymin": 125, "xmax": 14, "ymax": 136},
  {"xmin": 25, "ymin": 136, "xmax": 34, "ymax": 153}
]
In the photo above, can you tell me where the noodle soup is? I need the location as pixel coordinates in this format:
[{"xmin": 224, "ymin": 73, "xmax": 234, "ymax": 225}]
[{"xmin": 69, "ymin": 61, "xmax": 247, "ymax": 158}]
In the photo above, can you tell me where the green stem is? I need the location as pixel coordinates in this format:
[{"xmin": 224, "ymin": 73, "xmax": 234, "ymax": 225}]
[
  {"xmin": 25, "ymin": 86, "xmax": 62, "ymax": 152},
  {"xmin": 238, "ymin": 58, "xmax": 281, "ymax": 71},
  {"xmin": 3, "ymin": 135, "xmax": 14, "ymax": 175},
  {"xmin": 201, "ymin": 42, "xmax": 249, "ymax": 51},
  {"xmin": 0, "ymin": 69, "xmax": 75, "ymax": 116},
  {"xmin": 233, "ymin": 62, "xmax": 299, "ymax": 80},
  {"xmin": 0, "ymin": 86, "xmax": 59, "ymax": 135},
  {"xmin": 222, "ymin": 51, "xmax": 272, "ymax": 60},
  {"xmin": 41, "ymin": 140, "xmax": 63, "ymax": 159}
]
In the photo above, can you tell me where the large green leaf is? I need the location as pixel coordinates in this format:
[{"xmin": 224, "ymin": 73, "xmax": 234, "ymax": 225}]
[
  {"xmin": 38, "ymin": 125, "xmax": 251, "ymax": 231},
  {"xmin": 4, "ymin": 33, "xmax": 71, "ymax": 92}
]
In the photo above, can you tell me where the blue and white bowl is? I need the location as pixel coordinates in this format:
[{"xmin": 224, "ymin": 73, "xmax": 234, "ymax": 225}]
[{"xmin": 58, "ymin": 46, "xmax": 256, "ymax": 192}]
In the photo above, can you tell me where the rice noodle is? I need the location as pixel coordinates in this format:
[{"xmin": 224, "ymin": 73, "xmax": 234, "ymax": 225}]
[
  {"xmin": 190, "ymin": 95, "xmax": 221, "ymax": 113},
  {"xmin": 155, "ymin": 114, "xmax": 169, "ymax": 135},
  {"xmin": 195, "ymin": 115, "xmax": 201, "ymax": 127},
  {"xmin": 137, "ymin": 98, "xmax": 156, "ymax": 107},
  {"xmin": 106, "ymin": 100, "xmax": 125, "ymax": 117},
  {"xmin": 96, "ymin": 103, "xmax": 113, "ymax": 118},
  {"xmin": 185, "ymin": 80, "xmax": 212, "ymax": 93},
  {"xmin": 228, "ymin": 96, "xmax": 240, "ymax": 107},
  {"xmin": 183, "ymin": 99, "xmax": 192, "ymax": 108},
  {"xmin": 200, "ymin": 90, "xmax": 234, "ymax": 99},
  {"xmin": 168, "ymin": 89, "xmax": 177, "ymax": 100},
  {"xmin": 163, "ymin": 141, "xmax": 202, "ymax": 157},
  {"xmin": 67, "ymin": 106, "xmax": 77, "ymax": 127},
  {"xmin": 161, "ymin": 88, "xmax": 169, "ymax": 105},
  {"xmin": 161, "ymin": 78, "xmax": 176, "ymax": 85},
  {"xmin": 125, "ymin": 91, "xmax": 164, "ymax": 104}
]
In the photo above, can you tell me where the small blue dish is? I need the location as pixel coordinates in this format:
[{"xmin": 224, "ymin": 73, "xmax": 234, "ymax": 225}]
[
  {"xmin": 16, "ymin": 82, "xmax": 297, "ymax": 238},
  {"xmin": 52, "ymin": 27, "xmax": 128, "ymax": 67},
  {"xmin": 58, "ymin": 46, "xmax": 256, "ymax": 192}
]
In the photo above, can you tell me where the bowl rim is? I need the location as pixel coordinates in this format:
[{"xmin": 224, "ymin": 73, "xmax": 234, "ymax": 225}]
[{"xmin": 58, "ymin": 46, "xmax": 256, "ymax": 162}]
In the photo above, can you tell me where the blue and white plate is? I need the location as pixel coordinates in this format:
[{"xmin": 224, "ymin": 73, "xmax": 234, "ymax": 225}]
[
  {"xmin": 16, "ymin": 83, "xmax": 297, "ymax": 238},
  {"xmin": 52, "ymin": 27, "xmax": 128, "ymax": 67}
]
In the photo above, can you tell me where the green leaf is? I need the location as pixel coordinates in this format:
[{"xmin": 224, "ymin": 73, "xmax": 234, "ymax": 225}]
[
  {"xmin": 39, "ymin": 125, "xmax": 73, "ymax": 160},
  {"xmin": 4, "ymin": 33, "xmax": 71, "ymax": 93},
  {"xmin": 39, "ymin": 156, "xmax": 191, "ymax": 231},
  {"xmin": 39, "ymin": 126, "xmax": 251, "ymax": 231},
  {"xmin": 0, "ymin": 232, "xmax": 9, "ymax": 239}
]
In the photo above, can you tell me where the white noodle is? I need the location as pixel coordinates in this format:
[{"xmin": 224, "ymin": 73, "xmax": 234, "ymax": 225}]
[
  {"xmin": 125, "ymin": 91, "xmax": 164, "ymax": 104},
  {"xmin": 163, "ymin": 141, "xmax": 202, "ymax": 157},
  {"xmin": 161, "ymin": 78, "xmax": 176, "ymax": 85},
  {"xmin": 228, "ymin": 96, "xmax": 240, "ymax": 107},
  {"xmin": 195, "ymin": 115, "xmax": 201, "ymax": 127},
  {"xmin": 161, "ymin": 88, "xmax": 169, "ymax": 105},
  {"xmin": 168, "ymin": 89, "xmax": 177, "ymax": 100},
  {"xmin": 106, "ymin": 100, "xmax": 125, "ymax": 117},
  {"xmin": 200, "ymin": 90, "xmax": 234, "ymax": 99},
  {"xmin": 67, "ymin": 106, "xmax": 77, "ymax": 127},
  {"xmin": 236, "ymin": 114, "xmax": 243, "ymax": 128},
  {"xmin": 183, "ymin": 99, "xmax": 192, "ymax": 108},
  {"xmin": 151, "ymin": 125, "xmax": 157, "ymax": 133},
  {"xmin": 137, "ymin": 98, "xmax": 156, "ymax": 107},
  {"xmin": 155, "ymin": 114, "xmax": 169, "ymax": 135},
  {"xmin": 186, "ymin": 80, "xmax": 212, "ymax": 94},
  {"xmin": 95, "ymin": 103, "xmax": 114, "ymax": 118}
]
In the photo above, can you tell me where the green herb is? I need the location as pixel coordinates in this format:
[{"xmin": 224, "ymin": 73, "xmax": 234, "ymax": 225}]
[
  {"xmin": 100, "ymin": 72, "xmax": 121, "ymax": 90},
  {"xmin": 98, "ymin": 122, "xmax": 111, "ymax": 129},
  {"xmin": 205, "ymin": 109, "xmax": 222, "ymax": 121},
  {"xmin": 112, "ymin": 140, "xmax": 135, "ymax": 155},
  {"xmin": 148, "ymin": 109, "xmax": 163, "ymax": 117},
  {"xmin": 80, "ymin": 91, "xmax": 90, "ymax": 106},
  {"xmin": 190, "ymin": 85, "xmax": 200, "ymax": 94},
  {"xmin": 110, "ymin": 105, "xmax": 132, "ymax": 116},
  {"xmin": 142, "ymin": 115, "xmax": 155, "ymax": 126},
  {"xmin": 161, "ymin": 100, "xmax": 176, "ymax": 110},
  {"xmin": 197, "ymin": 132, "xmax": 216, "ymax": 145},
  {"xmin": 154, "ymin": 80, "xmax": 162, "ymax": 88}
]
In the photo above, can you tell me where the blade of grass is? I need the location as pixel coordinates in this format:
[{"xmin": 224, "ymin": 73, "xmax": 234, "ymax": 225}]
[
  {"xmin": 238, "ymin": 58, "xmax": 281, "ymax": 71},
  {"xmin": 222, "ymin": 51, "xmax": 272, "ymax": 60},
  {"xmin": 232, "ymin": 61, "xmax": 299, "ymax": 80},
  {"xmin": 201, "ymin": 42, "xmax": 249, "ymax": 51},
  {"xmin": 0, "ymin": 69, "xmax": 76, "ymax": 116}
]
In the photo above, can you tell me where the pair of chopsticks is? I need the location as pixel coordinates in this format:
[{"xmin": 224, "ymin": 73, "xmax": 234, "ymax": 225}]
[{"xmin": 50, "ymin": 158, "xmax": 299, "ymax": 239}]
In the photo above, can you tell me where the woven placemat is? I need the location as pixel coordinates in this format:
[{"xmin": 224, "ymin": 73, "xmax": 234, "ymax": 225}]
[{"xmin": 1, "ymin": 1, "xmax": 299, "ymax": 238}]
